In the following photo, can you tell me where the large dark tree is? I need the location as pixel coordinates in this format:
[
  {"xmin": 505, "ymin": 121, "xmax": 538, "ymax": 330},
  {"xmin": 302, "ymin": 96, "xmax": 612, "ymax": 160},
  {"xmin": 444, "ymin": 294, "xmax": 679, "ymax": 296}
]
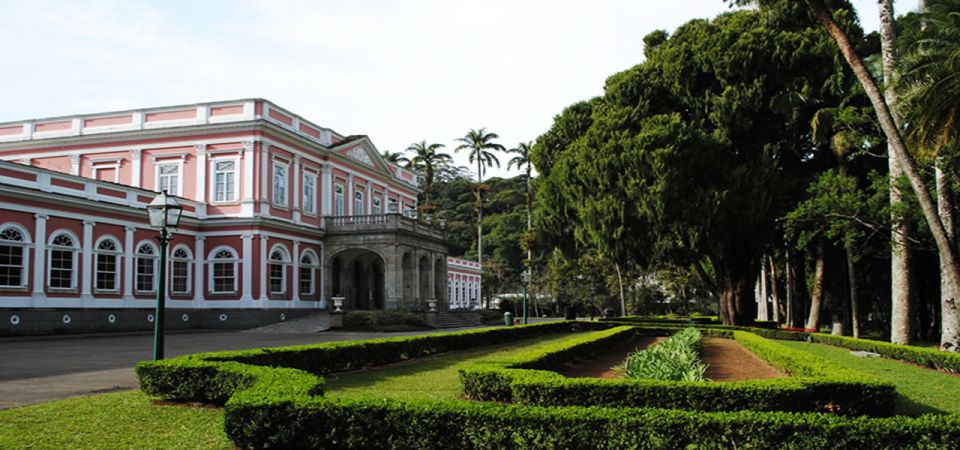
[{"xmin": 534, "ymin": 5, "xmax": 848, "ymax": 325}]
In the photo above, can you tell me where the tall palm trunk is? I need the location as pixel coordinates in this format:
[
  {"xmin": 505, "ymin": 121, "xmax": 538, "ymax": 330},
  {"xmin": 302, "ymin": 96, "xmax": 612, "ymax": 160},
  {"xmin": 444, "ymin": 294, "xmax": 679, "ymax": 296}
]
[
  {"xmin": 938, "ymin": 158, "xmax": 959, "ymax": 350},
  {"xmin": 786, "ymin": 250, "xmax": 795, "ymax": 327},
  {"xmin": 806, "ymin": 243, "xmax": 826, "ymax": 331},
  {"xmin": 807, "ymin": 0, "xmax": 960, "ymax": 350},
  {"xmin": 476, "ymin": 158, "xmax": 484, "ymax": 308},
  {"xmin": 770, "ymin": 254, "xmax": 782, "ymax": 322},
  {"xmin": 846, "ymin": 244, "xmax": 861, "ymax": 338},
  {"xmin": 879, "ymin": 0, "xmax": 913, "ymax": 345}
]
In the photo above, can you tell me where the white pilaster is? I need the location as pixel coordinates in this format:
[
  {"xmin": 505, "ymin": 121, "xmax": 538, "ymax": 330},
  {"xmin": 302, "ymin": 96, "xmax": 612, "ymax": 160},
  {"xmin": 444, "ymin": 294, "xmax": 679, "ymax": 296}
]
[
  {"xmin": 292, "ymin": 240, "xmax": 301, "ymax": 301},
  {"xmin": 321, "ymin": 164, "xmax": 332, "ymax": 219},
  {"xmin": 130, "ymin": 148, "xmax": 142, "ymax": 188},
  {"xmin": 241, "ymin": 234, "xmax": 254, "ymax": 303},
  {"xmin": 319, "ymin": 243, "xmax": 326, "ymax": 309},
  {"xmin": 69, "ymin": 154, "xmax": 80, "ymax": 176},
  {"xmin": 193, "ymin": 236, "xmax": 205, "ymax": 306},
  {"xmin": 346, "ymin": 174, "xmax": 355, "ymax": 216},
  {"xmin": 260, "ymin": 143, "xmax": 271, "ymax": 218},
  {"xmin": 123, "ymin": 226, "xmax": 135, "ymax": 301},
  {"xmin": 241, "ymin": 140, "xmax": 255, "ymax": 217},
  {"xmin": 259, "ymin": 235, "xmax": 269, "ymax": 302},
  {"xmin": 80, "ymin": 220, "xmax": 94, "ymax": 301},
  {"xmin": 195, "ymin": 144, "xmax": 207, "ymax": 218},
  {"xmin": 31, "ymin": 214, "xmax": 48, "ymax": 303},
  {"xmin": 292, "ymin": 155, "xmax": 302, "ymax": 223}
]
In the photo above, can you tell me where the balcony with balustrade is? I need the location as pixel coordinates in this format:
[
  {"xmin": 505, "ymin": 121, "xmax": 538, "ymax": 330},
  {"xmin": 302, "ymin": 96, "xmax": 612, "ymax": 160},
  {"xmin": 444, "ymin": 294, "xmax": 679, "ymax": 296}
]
[{"xmin": 323, "ymin": 213, "xmax": 446, "ymax": 241}]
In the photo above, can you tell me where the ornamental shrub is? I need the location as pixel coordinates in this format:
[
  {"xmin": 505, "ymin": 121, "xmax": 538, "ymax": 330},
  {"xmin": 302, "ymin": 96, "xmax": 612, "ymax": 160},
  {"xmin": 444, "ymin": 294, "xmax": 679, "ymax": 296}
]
[{"xmin": 621, "ymin": 327, "xmax": 707, "ymax": 381}]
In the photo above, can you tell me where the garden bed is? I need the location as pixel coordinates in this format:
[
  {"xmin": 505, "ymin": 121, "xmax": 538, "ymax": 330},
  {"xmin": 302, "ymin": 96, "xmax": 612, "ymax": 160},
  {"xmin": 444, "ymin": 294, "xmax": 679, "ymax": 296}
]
[
  {"xmin": 558, "ymin": 335, "xmax": 663, "ymax": 379},
  {"xmin": 701, "ymin": 337, "xmax": 784, "ymax": 381}
]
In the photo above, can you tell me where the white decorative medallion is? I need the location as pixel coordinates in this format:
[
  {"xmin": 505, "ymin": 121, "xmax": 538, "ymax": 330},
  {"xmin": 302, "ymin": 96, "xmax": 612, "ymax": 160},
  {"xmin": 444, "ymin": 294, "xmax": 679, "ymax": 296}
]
[{"xmin": 346, "ymin": 147, "xmax": 374, "ymax": 166}]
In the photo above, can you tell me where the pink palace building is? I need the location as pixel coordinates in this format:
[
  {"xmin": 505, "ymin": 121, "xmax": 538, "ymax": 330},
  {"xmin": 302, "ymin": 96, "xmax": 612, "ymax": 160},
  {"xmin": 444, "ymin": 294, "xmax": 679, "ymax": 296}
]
[{"xmin": 0, "ymin": 99, "xmax": 482, "ymax": 334}]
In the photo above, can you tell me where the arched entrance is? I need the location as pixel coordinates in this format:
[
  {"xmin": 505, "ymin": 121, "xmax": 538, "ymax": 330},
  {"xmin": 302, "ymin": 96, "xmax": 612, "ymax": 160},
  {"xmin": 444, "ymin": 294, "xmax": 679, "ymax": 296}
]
[{"xmin": 328, "ymin": 249, "xmax": 386, "ymax": 310}]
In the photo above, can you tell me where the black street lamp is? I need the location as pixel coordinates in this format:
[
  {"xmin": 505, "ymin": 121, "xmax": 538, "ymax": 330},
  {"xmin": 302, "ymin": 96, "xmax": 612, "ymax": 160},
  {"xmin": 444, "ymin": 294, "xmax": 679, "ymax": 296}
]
[
  {"xmin": 521, "ymin": 270, "xmax": 530, "ymax": 325},
  {"xmin": 147, "ymin": 190, "xmax": 182, "ymax": 360}
]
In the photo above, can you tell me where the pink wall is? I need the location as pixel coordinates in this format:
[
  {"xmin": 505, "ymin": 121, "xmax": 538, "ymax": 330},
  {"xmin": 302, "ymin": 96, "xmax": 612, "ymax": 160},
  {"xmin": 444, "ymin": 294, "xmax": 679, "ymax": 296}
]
[{"xmin": 33, "ymin": 155, "xmax": 74, "ymax": 175}]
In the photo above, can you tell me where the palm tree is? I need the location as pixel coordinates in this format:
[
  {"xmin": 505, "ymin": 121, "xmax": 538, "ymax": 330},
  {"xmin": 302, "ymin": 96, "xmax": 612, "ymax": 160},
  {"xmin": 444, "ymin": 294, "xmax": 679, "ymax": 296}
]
[
  {"xmin": 898, "ymin": 0, "xmax": 960, "ymax": 351},
  {"xmin": 455, "ymin": 128, "xmax": 505, "ymax": 304},
  {"xmin": 402, "ymin": 141, "xmax": 452, "ymax": 208},
  {"xmin": 381, "ymin": 150, "xmax": 408, "ymax": 165},
  {"xmin": 507, "ymin": 141, "xmax": 534, "ymax": 267}
]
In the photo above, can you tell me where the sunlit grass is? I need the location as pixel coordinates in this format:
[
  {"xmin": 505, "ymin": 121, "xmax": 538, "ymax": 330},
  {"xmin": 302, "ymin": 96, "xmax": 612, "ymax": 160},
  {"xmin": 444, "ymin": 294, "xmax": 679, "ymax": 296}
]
[{"xmin": 779, "ymin": 340, "xmax": 960, "ymax": 416}]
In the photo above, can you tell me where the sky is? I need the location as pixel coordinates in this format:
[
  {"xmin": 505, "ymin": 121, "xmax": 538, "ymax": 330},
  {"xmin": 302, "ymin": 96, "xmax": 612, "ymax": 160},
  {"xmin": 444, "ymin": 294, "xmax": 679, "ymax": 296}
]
[{"xmin": 0, "ymin": 0, "xmax": 920, "ymax": 179}]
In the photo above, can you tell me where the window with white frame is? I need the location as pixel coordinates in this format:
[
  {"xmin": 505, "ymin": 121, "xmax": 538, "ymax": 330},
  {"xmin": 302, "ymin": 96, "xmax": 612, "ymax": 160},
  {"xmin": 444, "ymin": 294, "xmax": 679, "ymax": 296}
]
[
  {"xmin": 387, "ymin": 197, "xmax": 398, "ymax": 213},
  {"xmin": 48, "ymin": 232, "xmax": 78, "ymax": 290},
  {"xmin": 299, "ymin": 251, "xmax": 318, "ymax": 296},
  {"xmin": 170, "ymin": 246, "xmax": 192, "ymax": 294},
  {"xmin": 135, "ymin": 242, "xmax": 158, "ymax": 293},
  {"xmin": 334, "ymin": 184, "xmax": 344, "ymax": 216},
  {"xmin": 0, "ymin": 225, "xmax": 29, "ymax": 288},
  {"xmin": 302, "ymin": 172, "xmax": 317, "ymax": 215},
  {"xmin": 213, "ymin": 159, "xmax": 237, "ymax": 202},
  {"xmin": 268, "ymin": 246, "xmax": 289, "ymax": 296},
  {"xmin": 272, "ymin": 161, "xmax": 288, "ymax": 207},
  {"xmin": 94, "ymin": 237, "xmax": 121, "ymax": 292},
  {"xmin": 209, "ymin": 247, "xmax": 238, "ymax": 294},
  {"xmin": 372, "ymin": 195, "xmax": 382, "ymax": 215},
  {"xmin": 157, "ymin": 161, "xmax": 181, "ymax": 195},
  {"xmin": 353, "ymin": 188, "xmax": 364, "ymax": 216}
]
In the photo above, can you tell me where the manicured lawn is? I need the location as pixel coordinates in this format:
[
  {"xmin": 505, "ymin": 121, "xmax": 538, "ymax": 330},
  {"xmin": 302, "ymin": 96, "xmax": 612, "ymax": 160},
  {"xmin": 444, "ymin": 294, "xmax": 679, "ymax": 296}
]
[
  {"xmin": 325, "ymin": 333, "xmax": 580, "ymax": 402},
  {"xmin": 779, "ymin": 340, "xmax": 960, "ymax": 416},
  {"xmin": 0, "ymin": 390, "xmax": 232, "ymax": 449}
]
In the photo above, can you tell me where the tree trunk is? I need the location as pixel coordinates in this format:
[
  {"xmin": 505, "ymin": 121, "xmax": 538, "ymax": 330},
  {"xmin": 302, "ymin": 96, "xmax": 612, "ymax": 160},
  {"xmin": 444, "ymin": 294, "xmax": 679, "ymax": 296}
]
[
  {"xmin": 846, "ymin": 244, "xmax": 861, "ymax": 338},
  {"xmin": 878, "ymin": 0, "xmax": 913, "ymax": 345},
  {"xmin": 806, "ymin": 243, "xmax": 826, "ymax": 331},
  {"xmin": 938, "ymin": 158, "xmax": 960, "ymax": 351},
  {"xmin": 615, "ymin": 262, "xmax": 627, "ymax": 316},
  {"xmin": 757, "ymin": 257, "xmax": 769, "ymax": 321},
  {"xmin": 809, "ymin": 0, "xmax": 960, "ymax": 348},
  {"xmin": 476, "ymin": 159, "xmax": 484, "ymax": 308},
  {"xmin": 786, "ymin": 250, "xmax": 795, "ymax": 327},
  {"xmin": 770, "ymin": 254, "xmax": 782, "ymax": 323}
]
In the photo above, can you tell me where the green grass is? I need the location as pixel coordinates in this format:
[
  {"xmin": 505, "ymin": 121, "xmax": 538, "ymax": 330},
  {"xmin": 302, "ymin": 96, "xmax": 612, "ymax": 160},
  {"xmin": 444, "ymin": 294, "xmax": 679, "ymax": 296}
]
[
  {"xmin": 325, "ymin": 333, "xmax": 581, "ymax": 402},
  {"xmin": 0, "ymin": 390, "xmax": 232, "ymax": 449},
  {"xmin": 779, "ymin": 340, "xmax": 960, "ymax": 416}
]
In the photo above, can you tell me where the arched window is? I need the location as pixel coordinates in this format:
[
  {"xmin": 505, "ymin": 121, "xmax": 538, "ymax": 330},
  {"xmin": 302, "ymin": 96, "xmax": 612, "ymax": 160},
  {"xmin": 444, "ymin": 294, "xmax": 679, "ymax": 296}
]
[
  {"xmin": 0, "ymin": 224, "xmax": 30, "ymax": 289},
  {"xmin": 269, "ymin": 245, "xmax": 290, "ymax": 296},
  {"xmin": 299, "ymin": 250, "xmax": 319, "ymax": 297},
  {"xmin": 209, "ymin": 247, "xmax": 238, "ymax": 294},
  {"xmin": 170, "ymin": 245, "xmax": 192, "ymax": 295},
  {"xmin": 48, "ymin": 231, "xmax": 78, "ymax": 290},
  {"xmin": 135, "ymin": 242, "xmax": 158, "ymax": 293},
  {"xmin": 94, "ymin": 237, "xmax": 122, "ymax": 292}
]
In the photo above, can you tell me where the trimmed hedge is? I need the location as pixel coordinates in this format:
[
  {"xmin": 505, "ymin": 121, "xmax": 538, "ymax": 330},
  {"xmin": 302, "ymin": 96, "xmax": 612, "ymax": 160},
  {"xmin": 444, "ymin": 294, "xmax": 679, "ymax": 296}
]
[
  {"xmin": 460, "ymin": 327, "xmax": 896, "ymax": 416},
  {"xmin": 808, "ymin": 334, "xmax": 960, "ymax": 373},
  {"xmin": 224, "ymin": 396, "xmax": 960, "ymax": 449}
]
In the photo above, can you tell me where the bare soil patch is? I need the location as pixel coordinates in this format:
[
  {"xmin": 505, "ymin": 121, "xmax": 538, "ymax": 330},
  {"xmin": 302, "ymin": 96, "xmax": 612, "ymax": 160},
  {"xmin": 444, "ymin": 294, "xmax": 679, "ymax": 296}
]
[
  {"xmin": 701, "ymin": 338, "xmax": 783, "ymax": 381},
  {"xmin": 558, "ymin": 335, "xmax": 663, "ymax": 379},
  {"xmin": 558, "ymin": 336, "xmax": 784, "ymax": 381}
]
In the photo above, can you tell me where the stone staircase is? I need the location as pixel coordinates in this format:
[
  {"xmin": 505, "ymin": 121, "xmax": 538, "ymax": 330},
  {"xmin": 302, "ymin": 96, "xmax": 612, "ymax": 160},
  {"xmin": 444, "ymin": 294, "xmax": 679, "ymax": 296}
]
[
  {"xmin": 243, "ymin": 312, "xmax": 331, "ymax": 334},
  {"xmin": 429, "ymin": 310, "xmax": 481, "ymax": 329}
]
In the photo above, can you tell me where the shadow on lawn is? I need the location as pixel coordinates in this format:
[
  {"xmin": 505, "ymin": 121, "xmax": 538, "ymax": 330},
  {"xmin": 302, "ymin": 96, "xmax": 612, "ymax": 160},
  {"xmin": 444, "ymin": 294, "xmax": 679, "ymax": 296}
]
[{"xmin": 895, "ymin": 394, "xmax": 948, "ymax": 417}]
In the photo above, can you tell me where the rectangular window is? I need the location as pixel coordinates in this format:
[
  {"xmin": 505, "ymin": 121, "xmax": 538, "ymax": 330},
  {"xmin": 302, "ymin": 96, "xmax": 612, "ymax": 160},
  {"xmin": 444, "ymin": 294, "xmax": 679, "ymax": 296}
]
[
  {"xmin": 212, "ymin": 262, "xmax": 235, "ymax": 293},
  {"xmin": 302, "ymin": 172, "xmax": 317, "ymax": 215},
  {"xmin": 354, "ymin": 188, "xmax": 364, "ymax": 216},
  {"xmin": 95, "ymin": 254, "xmax": 118, "ymax": 291},
  {"xmin": 0, "ymin": 244, "xmax": 24, "ymax": 288},
  {"xmin": 334, "ymin": 184, "xmax": 344, "ymax": 216},
  {"xmin": 157, "ymin": 162, "xmax": 180, "ymax": 195},
  {"xmin": 272, "ymin": 161, "xmax": 288, "ymax": 207},
  {"xmin": 136, "ymin": 257, "xmax": 156, "ymax": 292},
  {"xmin": 299, "ymin": 266, "xmax": 314, "ymax": 295},
  {"xmin": 49, "ymin": 249, "xmax": 73, "ymax": 289},
  {"xmin": 372, "ymin": 196, "xmax": 382, "ymax": 215},
  {"xmin": 269, "ymin": 263, "xmax": 285, "ymax": 294},
  {"xmin": 213, "ymin": 159, "xmax": 237, "ymax": 202},
  {"xmin": 172, "ymin": 260, "xmax": 190, "ymax": 294},
  {"xmin": 388, "ymin": 197, "xmax": 398, "ymax": 213}
]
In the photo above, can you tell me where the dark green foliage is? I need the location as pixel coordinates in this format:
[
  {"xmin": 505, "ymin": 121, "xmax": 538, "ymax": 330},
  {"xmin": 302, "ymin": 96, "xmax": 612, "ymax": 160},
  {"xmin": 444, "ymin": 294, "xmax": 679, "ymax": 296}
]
[{"xmin": 622, "ymin": 327, "xmax": 707, "ymax": 382}]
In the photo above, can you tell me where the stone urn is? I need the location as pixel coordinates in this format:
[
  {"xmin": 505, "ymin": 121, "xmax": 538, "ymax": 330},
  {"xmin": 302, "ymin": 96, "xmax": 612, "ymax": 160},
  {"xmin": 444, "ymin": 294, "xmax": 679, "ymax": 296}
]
[
  {"xmin": 426, "ymin": 298, "xmax": 438, "ymax": 312},
  {"xmin": 332, "ymin": 296, "xmax": 345, "ymax": 313}
]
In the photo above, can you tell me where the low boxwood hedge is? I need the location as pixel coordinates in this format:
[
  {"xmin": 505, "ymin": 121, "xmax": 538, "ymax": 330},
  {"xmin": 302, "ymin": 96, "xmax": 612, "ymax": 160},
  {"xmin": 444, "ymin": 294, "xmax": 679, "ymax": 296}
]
[
  {"xmin": 807, "ymin": 334, "xmax": 960, "ymax": 373},
  {"xmin": 459, "ymin": 327, "xmax": 896, "ymax": 416}
]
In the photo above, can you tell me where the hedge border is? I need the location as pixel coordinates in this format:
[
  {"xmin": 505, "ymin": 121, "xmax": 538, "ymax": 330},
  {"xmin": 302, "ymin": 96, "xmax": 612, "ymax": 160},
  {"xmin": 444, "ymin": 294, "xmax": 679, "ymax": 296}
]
[{"xmin": 459, "ymin": 326, "xmax": 895, "ymax": 416}]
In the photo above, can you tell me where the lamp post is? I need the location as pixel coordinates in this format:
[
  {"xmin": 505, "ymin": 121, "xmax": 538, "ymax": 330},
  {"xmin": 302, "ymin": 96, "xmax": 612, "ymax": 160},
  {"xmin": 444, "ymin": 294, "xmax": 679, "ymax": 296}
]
[
  {"xmin": 521, "ymin": 270, "xmax": 530, "ymax": 325},
  {"xmin": 147, "ymin": 190, "xmax": 183, "ymax": 360}
]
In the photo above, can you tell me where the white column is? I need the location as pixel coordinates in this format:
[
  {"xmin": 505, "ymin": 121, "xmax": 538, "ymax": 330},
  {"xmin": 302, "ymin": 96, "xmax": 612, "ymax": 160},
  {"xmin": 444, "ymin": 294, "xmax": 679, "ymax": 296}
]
[
  {"xmin": 193, "ymin": 236, "xmax": 205, "ymax": 305},
  {"xmin": 195, "ymin": 144, "xmax": 207, "ymax": 219},
  {"xmin": 240, "ymin": 234, "xmax": 254, "ymax": 303},
  {"xmin": 259, "ymin": 235, "xmax": 269, "ymax": 302},
  {"xmin": 292, "ymin": 240, "xmax": 301, "ymax": 302},
  {"xmin": 31, "ymin": 214, "xmax": 48, "ymax": 303},
  {"xmin": 241, "ymin": 140, "xmax": 255, "ymax": 217},
  {"xmin": 292, "ymin": 155, "xmax": 302, "ymax": 223},
  {"xmin": 260, "ymin": 144, "xmax": 271, "ymax": 218},
  {"xmin": 381, "ymin": 189, "xmax": 388, "ymax": 216},
  {"xmin": 321, "ymin": 164, "xmax": 332, "ymax": 218},
  {"xmin": 346, "ymin": 174, "xmax": 355, "ymax": 216},
  {"xmin": 130, "ymin": 148, "xmax": 142, "ymax": 188},
  {"xmin": 80, "ymin": 220, "xmax": 94, "ymax": 301},
  {"xmin": 123, "ymin": 226, "xmax": 135, "ymax": 301},
  {"xmin": 69, "ymin": 154, "xmax": 80, "ymax": 176},
  {"xmin": 319, "ymin": 243, "xmax": 326, "ymax": 308}
]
